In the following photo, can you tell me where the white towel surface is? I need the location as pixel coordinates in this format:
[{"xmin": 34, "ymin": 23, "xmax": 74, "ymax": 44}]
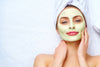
[
  {"xmin": 0, "ymin": 0, "xmax": 100, "ymax": 67},
  {"xmin": 86, "ymin": 0, "xmax": 100, "ymax": 56},
  {"xmin": 0, "ymin": 0, "xmax": 57, "ymax": 67}
]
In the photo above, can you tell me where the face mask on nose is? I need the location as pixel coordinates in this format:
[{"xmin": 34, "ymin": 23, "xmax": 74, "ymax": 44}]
[{"xmin": 57, "ymin": 8, "xmax": 85, "ymax": 41}]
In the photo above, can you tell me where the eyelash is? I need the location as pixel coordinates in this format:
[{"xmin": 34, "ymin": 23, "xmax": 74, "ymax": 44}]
[
  {"xmin": 62, "ymin": 21, "xmax": 68, "ymax": 24},
  {"xmin": 75, "ymin": 20, "xmax": 81, "ymax": 22}
]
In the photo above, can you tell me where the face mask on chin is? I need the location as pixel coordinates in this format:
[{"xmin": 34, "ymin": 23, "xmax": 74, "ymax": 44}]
[{"xmin": 57, "ymin": 8, "xmax": 86, "ymax": 42}]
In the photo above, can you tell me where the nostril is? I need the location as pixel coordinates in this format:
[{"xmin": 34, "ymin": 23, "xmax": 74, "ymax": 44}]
[
  {"xmin": 69, "ymin": 27, "xmax": 71, "ymax": 29},
  {"xmin": 69, "ymin": 27, "xmax": 75, "ymax": 29},
  {"xmin": 73, "ymin": 27, "xmax": 75, "ymax": 29}
]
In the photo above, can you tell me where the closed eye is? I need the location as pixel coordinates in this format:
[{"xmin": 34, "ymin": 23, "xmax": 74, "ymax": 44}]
[
  {"xmin": 75, "ymin": 20, "xmax": 81, "ymax": 22},
  {"xmin": 62, "ymin": 21, "xmax": 68, "ymax": 24}
]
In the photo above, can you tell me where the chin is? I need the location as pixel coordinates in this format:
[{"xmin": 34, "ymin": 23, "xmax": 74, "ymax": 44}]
[{"xmin": 63, "ymin": 39, "xmax": 81, "ymax": 43}]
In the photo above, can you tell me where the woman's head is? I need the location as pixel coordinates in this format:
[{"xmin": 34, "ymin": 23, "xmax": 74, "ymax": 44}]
[{"xmin": 56, "ymin": 5, "xmax": 87, "ymax": 42}]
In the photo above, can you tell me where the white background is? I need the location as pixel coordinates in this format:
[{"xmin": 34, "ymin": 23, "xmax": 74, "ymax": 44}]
[
  {"xmin": 0, "ymin": 0, "xmax": 59, "ymax": 67},
  {"xmin": 0, "ymin": 0, "xmax": 100, "ymax": 67}
]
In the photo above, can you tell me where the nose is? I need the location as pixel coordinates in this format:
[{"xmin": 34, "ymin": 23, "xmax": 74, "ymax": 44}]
[
  {"xmin": 69, "ymin": 21, "xmax": 75, "ymax": 29},
  {"xmin": 69, "ymin": 26, "xmax": 75, "ymax": 29}
]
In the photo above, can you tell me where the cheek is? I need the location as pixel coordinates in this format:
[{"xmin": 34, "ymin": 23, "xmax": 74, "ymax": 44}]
[
  {"xmin": 57, "ymin": 18, "xmax": 69, "ymax": 32},
  {"xmin": 75, "ymin": 22, "xmax": 85, "ymax": 31},
  {"xmin": 58, "ymin": 24, "xmax": 69, "ymax": 33},
  {"xmin": 58, "ymin": 25, "xmax": 65, "ymax": 32}
]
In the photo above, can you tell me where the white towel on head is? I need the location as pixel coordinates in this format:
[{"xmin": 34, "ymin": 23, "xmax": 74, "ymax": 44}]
[
  {"xmin": 87, "ymin": 0, "xmax": 100, "ymax": 56},
  {"xmin": 93, "ymin": 20, "xmax": 100, "ymax": 34},
  {"xmin": 54, "ymin": 0, "xmax": 88, "ymax": 26},
  {"xmin": 87, "ymin": 0, "xmax": 100, "ymax": 35}
]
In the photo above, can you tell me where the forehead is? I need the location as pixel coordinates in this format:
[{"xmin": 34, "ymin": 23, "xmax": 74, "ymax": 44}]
[{"xmin": 59, "ymin": 8, "xmax": 83, "ymax": 17}]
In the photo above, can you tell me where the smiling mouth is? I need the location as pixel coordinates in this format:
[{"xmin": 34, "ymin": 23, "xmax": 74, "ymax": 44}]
[{"xmin": 66, "ymin": 31, "xmax": 79, "ymax": 36}]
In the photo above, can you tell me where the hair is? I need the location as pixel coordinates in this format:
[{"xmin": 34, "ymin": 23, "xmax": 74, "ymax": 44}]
[{"xmin": 56, "ymin": 5, "xmax": 87, "ymax": 29}]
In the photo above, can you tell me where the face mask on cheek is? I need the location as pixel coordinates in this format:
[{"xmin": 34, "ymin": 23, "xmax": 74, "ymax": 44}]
[{"xmin": 57, "ymin": 8, "xmax": 86, "ymax": 41}]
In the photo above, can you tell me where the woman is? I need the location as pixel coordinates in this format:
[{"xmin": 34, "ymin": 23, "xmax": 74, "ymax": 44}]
[{"xmin": 33, "ymin": 5, "xmax": 100, "ymax": 67}]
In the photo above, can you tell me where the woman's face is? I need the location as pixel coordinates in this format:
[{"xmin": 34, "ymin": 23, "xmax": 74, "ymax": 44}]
[{"xmin": 57, "ymin": 7, "xmax": 86, "ymax": 41}]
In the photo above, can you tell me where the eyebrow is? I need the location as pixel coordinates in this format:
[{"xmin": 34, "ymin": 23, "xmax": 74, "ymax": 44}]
[
  {"xmin": 73, "ymin": 15, "xmax": 82, "ymax": 18},
  {"xmin": 60, "ymin": 17, "xmax": 69, "ymax": 19}
]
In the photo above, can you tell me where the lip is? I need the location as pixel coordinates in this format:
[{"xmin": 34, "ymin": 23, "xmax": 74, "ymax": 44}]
[{"xmin": 66, "ymin": 31, "xmax": 79, "ymax": 36}]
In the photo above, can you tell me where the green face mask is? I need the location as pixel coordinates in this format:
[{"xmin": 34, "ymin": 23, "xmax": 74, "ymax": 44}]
[{"xmin": 57, "ymin": 8, "xmax": 85, "ymax": 41}]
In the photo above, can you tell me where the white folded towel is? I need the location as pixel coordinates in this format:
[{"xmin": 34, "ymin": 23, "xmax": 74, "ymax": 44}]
[
  {"xmin": 55, "ymin": 0, "xmax": 88, "ymax": 26},
  {"xmin": 93, "ymin": 20, "xmax": 100, "ymax": 34}
]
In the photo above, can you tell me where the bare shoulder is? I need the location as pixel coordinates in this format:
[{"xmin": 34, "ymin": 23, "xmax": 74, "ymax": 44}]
[
  {"xmin": 87, "ymin": 55, "xmax": 100, "ymax": 67},
  {"xmin": 33, "ymin": 54, "xmax": 53, "ymax": 67},
  {"xmin": 92, "ymin": 55, "xmax": 100, "ymax": 67}
]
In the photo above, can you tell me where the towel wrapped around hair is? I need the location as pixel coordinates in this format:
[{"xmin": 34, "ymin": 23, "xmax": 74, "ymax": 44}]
[{"xmin": 55, "ymin": 0, "xmax": 88, "ymax": 27}]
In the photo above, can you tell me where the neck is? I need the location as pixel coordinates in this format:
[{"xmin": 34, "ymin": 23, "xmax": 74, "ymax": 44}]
[{"xmin": 65, "ymin": 40, "xmax": 81, "ymax": 58}]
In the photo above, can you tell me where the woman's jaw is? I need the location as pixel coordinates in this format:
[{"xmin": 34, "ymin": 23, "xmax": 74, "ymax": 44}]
[{"xmin": 57, "ymin": 7, "xmax": 86, "ymax": 42}]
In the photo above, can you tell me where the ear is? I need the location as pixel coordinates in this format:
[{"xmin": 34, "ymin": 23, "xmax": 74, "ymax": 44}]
[{"xmin": 56, "ymin": 28, "xmax": 59, "ymax": 34}]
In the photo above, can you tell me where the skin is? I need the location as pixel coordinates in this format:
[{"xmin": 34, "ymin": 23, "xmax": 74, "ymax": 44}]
[
  {"xmin": 33, "ymin": 7, "xmax": 100, "ymax": 67},
  {"xmin": 57, "ymin": 8, "xmax": 85, "ymax": 41}
]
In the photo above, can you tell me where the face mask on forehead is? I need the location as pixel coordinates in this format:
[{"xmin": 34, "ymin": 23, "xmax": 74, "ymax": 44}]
[{"xmin": 57, "ymin": 8, "xmax": 86, "ymax": 41}]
